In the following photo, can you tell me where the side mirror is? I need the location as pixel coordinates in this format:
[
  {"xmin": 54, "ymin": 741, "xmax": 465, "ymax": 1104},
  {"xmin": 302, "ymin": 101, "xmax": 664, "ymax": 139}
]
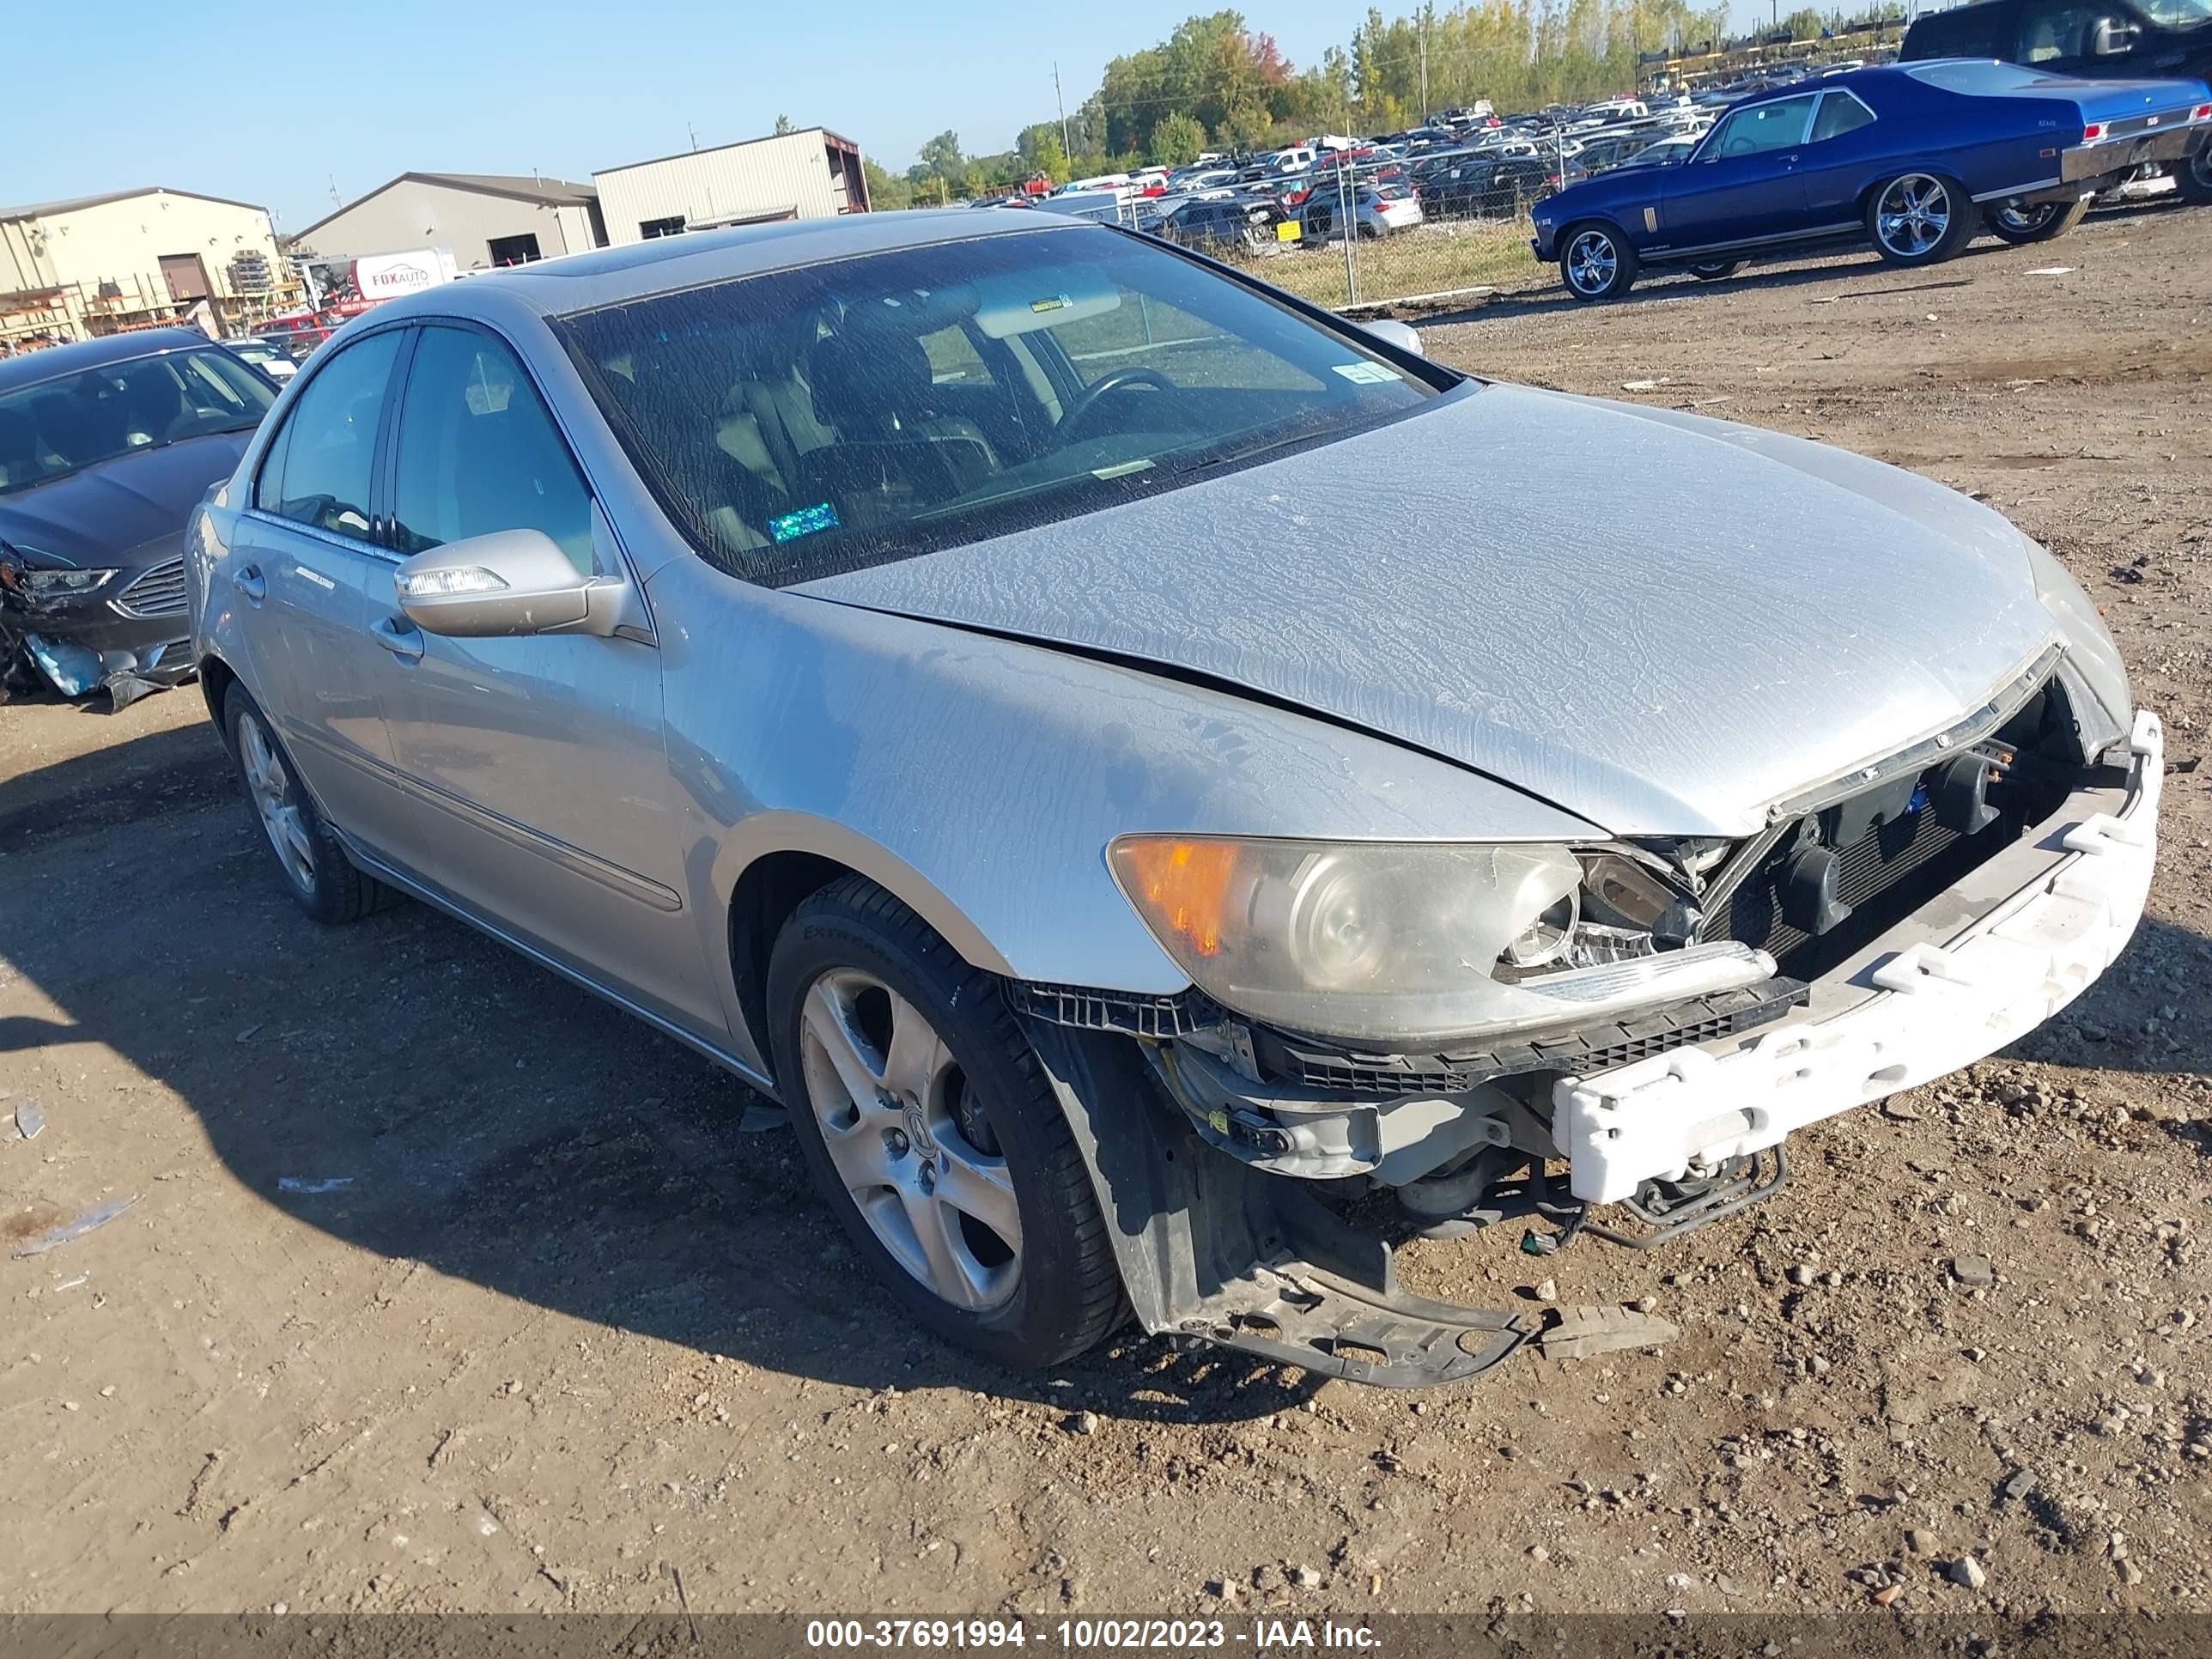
[
  {"xmin": 1361, "ymin": 318, "xmax": 1425, "ymax": 358},
  {"xmin": 394, "ymin": 527, "xmax": 641, "ymax": 640},
  {"xmin": 2090, "ymin": 15, "xmax": 2138, "ymax": 52}
]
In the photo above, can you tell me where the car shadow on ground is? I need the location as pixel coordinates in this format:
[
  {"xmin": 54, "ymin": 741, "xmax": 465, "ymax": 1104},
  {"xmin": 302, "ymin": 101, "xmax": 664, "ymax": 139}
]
[
  {"xmin": 3, "ymin": 712, "xmax": 2199, "ymax": 1421},
  {"xmin": 0, "ymin": 712, "xmax": 1318, "ymax": 1425}
]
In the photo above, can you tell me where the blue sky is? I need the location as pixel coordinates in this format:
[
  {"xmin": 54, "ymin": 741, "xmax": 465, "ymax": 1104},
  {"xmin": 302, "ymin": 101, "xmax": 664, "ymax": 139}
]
[{"xmin": 4, "ymin": 0, "xmax": 1774, "ymax": 231}]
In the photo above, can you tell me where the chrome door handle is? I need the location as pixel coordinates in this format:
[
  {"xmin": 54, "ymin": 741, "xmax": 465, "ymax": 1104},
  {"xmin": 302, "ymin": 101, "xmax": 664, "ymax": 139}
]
[
  {"xmin": 372, "ymin": 616, "xmax": 425, "ymax": 661},
  {"xmin": 235, "ymin": 563, "xmax": 265, "ymax": 604}
]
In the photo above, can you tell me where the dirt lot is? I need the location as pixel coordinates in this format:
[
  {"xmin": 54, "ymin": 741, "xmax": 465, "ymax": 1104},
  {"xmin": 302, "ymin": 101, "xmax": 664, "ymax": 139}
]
[{"xmin": 4, "ymin": 204, "xmax": 2208, "ymax": 1621}]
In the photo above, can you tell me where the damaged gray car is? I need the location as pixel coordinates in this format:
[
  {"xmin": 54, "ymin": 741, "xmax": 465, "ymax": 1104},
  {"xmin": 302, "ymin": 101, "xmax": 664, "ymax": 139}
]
[
  {"xmin": 2, "ymin": 329, "xmax": 274, "ymax": 705},
  {"xmin": 184, "ymin": 213, "xmax": 2160, "ymax": 1386}
]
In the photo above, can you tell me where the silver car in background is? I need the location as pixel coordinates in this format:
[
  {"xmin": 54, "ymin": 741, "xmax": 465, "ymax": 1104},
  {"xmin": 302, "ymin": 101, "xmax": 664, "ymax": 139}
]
[{"xmin": 185, "ymin": 212, "xmax": 2159, "ymax": 1387}]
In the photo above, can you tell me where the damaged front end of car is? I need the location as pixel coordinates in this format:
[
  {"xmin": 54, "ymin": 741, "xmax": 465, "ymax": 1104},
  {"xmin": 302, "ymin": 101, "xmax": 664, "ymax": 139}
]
[
  {"xmin": 1008, "ymin": 643, "xmax": 2158, "ymax": 1387},
  {"xmin": 0, "ymin": 539, "xmax": 196, "ymax": 707}
]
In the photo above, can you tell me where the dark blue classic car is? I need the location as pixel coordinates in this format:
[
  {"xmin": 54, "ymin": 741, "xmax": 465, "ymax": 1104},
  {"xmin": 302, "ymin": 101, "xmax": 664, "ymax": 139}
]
[{"xmin": 1531, "ymin": 61, "xmax": 2212, "ymax": 300}]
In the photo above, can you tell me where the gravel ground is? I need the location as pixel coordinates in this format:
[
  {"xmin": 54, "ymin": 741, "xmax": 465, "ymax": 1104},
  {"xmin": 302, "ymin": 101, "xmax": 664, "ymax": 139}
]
[{"xmin": 3, "ymin": 204, "xmax": 2207, "ymax": 1620}]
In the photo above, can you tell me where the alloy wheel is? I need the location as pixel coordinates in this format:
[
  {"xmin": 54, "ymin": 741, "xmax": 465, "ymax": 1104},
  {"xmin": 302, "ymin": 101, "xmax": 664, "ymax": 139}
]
[
  {"xmin": 2193, "ymin": 145, "xmax": 2212, "ymax": 191},
  {"xmin": 1993, "ymin": 198, "xmax": 2058, "ymax": 234},
  {"xmin": 798, "ymin": 969, "xmax": 1021, "ymax": 1312},
  {"xmin": 237, "ymin": 710, "xmax": 316, "ymax": 894},
  {"xmin": 1566, "ymin": 228, "xmax": 1618, "ymax": 295},
  {"xmin": 1875, "ymin": 173, "xmax": 1952, "ymax": 258}
]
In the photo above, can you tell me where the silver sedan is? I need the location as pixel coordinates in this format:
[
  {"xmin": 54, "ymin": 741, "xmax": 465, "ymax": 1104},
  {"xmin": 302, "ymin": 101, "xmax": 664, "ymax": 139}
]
[{"xmin": 185, "ymin": 211, "xmax": 2159, "ymax": 1387}]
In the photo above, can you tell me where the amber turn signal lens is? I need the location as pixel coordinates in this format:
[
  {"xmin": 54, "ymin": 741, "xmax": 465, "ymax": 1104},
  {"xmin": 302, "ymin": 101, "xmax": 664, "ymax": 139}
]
[{"xmin": 1112, "ymin": 839, "xmax": 1243, "ymax": 958}]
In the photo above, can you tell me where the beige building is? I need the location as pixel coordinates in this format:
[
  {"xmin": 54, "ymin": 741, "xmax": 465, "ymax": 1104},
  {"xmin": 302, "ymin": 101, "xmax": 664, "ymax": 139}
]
[
  {"xmin": 295, "ymin": 173, "xmax": 605, "ymax": 271},
  {"xmin": 0, "ymin": 186, "xmax": 297, "ymax": 348},
  {"xmin": 593, "ymin": 128, "xmax": 869, "ymax": 246}
]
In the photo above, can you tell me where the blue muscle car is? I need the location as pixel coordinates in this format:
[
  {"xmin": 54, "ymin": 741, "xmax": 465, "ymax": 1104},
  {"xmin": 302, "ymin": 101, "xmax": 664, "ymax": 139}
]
[{"xmin": 1530, "ymin": 60, "xmax": 2212, "ymax": 300}]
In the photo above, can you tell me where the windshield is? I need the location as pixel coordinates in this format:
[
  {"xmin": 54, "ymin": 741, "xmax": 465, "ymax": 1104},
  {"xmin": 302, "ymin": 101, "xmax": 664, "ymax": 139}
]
[
  {"xmin": 558, "ymin": 225, "xmax": 1444, "ymax": 586},
  {"xmin": 0, "ymin": 347, "xmax": 276, "ymax": 496},
  {"xmin": 2141, "ymin": 0, "xmax": 2210, "ymax": 21}
]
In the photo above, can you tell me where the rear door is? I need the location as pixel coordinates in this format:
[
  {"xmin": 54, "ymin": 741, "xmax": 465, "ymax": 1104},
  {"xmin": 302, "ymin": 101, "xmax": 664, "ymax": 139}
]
[
  {"xmin": 368, "ymin": 321, "xmax": 713, "ymax": 1031},
  {"xmin": 1659, "ymin": 92, "xmax": 1820, "ymax": 252},
  {"xmin": 226, "ymin": 326, "xmax": 409, "ymax": 842}
]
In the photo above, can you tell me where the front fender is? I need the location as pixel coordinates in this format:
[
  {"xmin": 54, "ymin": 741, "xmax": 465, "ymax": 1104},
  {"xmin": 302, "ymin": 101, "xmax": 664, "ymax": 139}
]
[{"xmin": 651, "ymin": 558, "xmax": 1601, "ymax": 1068}]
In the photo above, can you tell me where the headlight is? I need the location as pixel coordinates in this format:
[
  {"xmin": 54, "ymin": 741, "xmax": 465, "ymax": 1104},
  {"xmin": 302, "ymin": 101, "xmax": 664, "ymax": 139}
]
[
  {"xmin": 15, "ymin": 566, "xmax": 118, "ymax": 598},
  {"xmin": 1110, "ymin": 836, "xmax": 1771, "ymax": 1046}
]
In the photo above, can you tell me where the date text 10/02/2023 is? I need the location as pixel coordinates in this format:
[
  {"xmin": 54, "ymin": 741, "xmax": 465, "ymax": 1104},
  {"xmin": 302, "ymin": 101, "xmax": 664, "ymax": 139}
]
[{"xmin": 803, "ymin": 1620, "xmax": 1383, "ymax": 1651}]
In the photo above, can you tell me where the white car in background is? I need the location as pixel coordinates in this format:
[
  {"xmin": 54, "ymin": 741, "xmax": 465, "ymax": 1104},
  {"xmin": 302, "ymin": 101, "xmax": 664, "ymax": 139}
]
[{"xmin": 219, "ymin": 337, "xmax": 300, "ymax": 383}]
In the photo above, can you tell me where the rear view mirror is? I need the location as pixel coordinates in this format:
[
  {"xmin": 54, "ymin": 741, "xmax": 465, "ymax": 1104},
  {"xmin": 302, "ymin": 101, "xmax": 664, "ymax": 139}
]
[
  {"xmin": 1360, "ymin": 319, "xmax": 1425, "ymax": 359},
  {"xmin": 2090, "ymin": 15, "xmax": 2138, "ymax": 52},
  {"xmin": 394, "ymin": 528, "xmax": 629, "ymax": 639}
]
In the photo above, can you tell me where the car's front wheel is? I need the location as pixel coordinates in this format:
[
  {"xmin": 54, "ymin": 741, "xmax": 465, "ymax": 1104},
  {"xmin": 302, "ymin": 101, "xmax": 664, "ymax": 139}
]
[
  {"xmin": 767, "ymin": 878, "xmax": 1123, "ymax": 1370},
  {"xmin": 223, "ymin": 684, "xmax": 392, "ymax": 923},
  {"xmin": 1987, "ymin": 195, "xmax": 2089, "ymax": 245},
  {"xmin": 1867, "ymin": 172, "xmax": 1978, "ymax": 265},
  {"xmin": 1560, "ymin": 223, "xmax": 1638, "ymax": 301}
]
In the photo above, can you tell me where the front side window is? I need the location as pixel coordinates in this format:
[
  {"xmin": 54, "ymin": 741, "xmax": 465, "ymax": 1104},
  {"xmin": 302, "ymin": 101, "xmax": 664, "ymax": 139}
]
[
  {"xmin": 1705, "ymin": 94, "xmax": 1819, "ymax": 158},
  {"xmin": 253, "ymin": 329, "xmax": 399, "ymax": 538},
  {"xmin": 559, "ymin": 225, "xmax": 1446, "ymax": 586},
  {"xmin": 389, "ymin": 325, "xmax": 594, "ymax": 574},
  {"xmin": 0, "ymin": 347, "xmax": 275, "ymax": 496},
  {"xmin": 1810, "ymin": 90, "xmax": 1877, "ymax": 143}
]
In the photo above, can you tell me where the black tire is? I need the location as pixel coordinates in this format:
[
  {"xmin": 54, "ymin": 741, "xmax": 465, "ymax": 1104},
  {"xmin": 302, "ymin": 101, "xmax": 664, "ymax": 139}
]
[
  {"xmin": 1986, "ymin": 194, "xmax": 2090, "ymax": 245},
  {"xmin": 1865, "ymin": 171, "xmax": 1979, "ymax": 266},
  {"xmin": 1559, "ymin": 222, "xmax": 1638, "ymax": 301},
  {"xmin": 2177, "ymin": 142, "xmax": 2212, "ymax": 206},
  {"xmin": 222, "ymin": 683, "xmax": 392, "ymax": 924},
  {"xmin": 1687, "ymin": 259, "xmax": 1742, "ymax": 281},
  {"xmin": 767, "ymin": 876, "xmax": 1123, "ymax": 1371}
]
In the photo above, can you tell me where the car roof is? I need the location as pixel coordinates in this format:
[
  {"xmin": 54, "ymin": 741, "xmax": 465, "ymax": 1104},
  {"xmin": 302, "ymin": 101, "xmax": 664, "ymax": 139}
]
[
  {"xmin": 0, "ymin": 327, "xmax": 213, "ymax": 394},
  {"xmin": 368, "ymin": 210, "xmax": 1082, "ymax": 323},
  {"xmin": 1726, "ymin": 64, "xmax": 1907, "ymax": 112}
]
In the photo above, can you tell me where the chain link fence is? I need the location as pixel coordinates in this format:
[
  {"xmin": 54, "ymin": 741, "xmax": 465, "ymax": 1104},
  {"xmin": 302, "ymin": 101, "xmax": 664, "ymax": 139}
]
[{"xmin": 1138, "ymin": 151, "xmax": 1572, "ymax": 312}]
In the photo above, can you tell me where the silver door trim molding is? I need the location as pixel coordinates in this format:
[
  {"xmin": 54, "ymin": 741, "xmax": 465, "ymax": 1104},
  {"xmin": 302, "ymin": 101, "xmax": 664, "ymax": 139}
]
[
  {"xmin": 356, "ymin": 749, "xmax": 684, "ymax": 913},
  {"xmin": 1971, "ymin": 177, "xmax": 2064, "ymax": 202}
]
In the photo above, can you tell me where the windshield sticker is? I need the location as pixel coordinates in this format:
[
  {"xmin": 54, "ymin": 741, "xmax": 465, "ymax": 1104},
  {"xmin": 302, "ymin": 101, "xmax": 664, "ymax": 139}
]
[
  {"xmin": 769, "ymin": 502, "xmax": 841, "ymax": 544},
  {"xmin": 1030, "ymin": 295, "xmax": 1073, "ymax": 313},
  {"xmin": 1332, "ymin": 362, "xmax": 1401, "ymax": 385}
]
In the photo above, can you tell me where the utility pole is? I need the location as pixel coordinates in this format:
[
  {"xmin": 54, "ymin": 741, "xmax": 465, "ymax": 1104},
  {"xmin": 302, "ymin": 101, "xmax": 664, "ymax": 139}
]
[
  {"xmin": 1419, "ymin": 12, "xmax": 1429, "ymax": 119},
  {"xmin": 1054, "ymin": 62, "xmax": 1070, "ymax": 157},
  {"xmin": 688, "ymin": 123, "xmax": 699, "ymax": 152}
]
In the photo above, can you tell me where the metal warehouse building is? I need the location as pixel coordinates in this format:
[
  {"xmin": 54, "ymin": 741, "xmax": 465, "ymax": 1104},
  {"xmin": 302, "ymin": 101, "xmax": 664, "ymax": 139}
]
[
  {"xmin": 0, "ymin": 186, "xmax": 297, "ymax": 348},
  {"xmin": 592, "ymin": 128, "xmax": 869, "ymax": 246},
  {"xmin": 295, "ymin": 173, "xmax": 605, "ymax": 270}
]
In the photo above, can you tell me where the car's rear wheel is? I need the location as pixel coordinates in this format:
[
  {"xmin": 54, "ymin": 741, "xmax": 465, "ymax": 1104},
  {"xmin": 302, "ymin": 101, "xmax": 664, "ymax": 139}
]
[
  {"xmin": 1867, "ymin": 172, "xmax": 1978, "ymax": 265},
  {"xmin": 2177, "ymin": 143, "xmax": 2212, "ymax": 206},
  {"xmin": 1987, "ymin": 194, "xmax": 2089, "ymax": 245},
  {"xmin": 767, "ymin": 877, "xmax": 1123, "ymax": 1371},
  {"xmin": 223, "ymin": 684, "xmax": 392, "ymax": 924},
  {"xmin": 1560, "ymin": 223, "xmax": 1638, "ymax": 301},
  {"xmin": 1687, "ymin": 259, "xmax": 1743, "ymax": 281}
]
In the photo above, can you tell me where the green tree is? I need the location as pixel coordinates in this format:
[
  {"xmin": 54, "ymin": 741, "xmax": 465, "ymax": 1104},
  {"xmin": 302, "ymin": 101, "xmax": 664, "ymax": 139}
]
[
  {"xmin": 1780, "ymin": 5, "xmax": 1826, "ymax": 34},
  {"xmin": 914, "ymin": 130, "xmax": 966, "ymax": 185},
  {"xmin": 1018, "ymin": 122, "xmax": 1073, "ymax": 183},
  {"xmin": 774, "ymin": 113, "xmax": 794, "ymax": 135},
  {"xmin": 861, "ymin": 157, "xmax": 912, "ymax": 210},
  {"xmin": 1151, "ymin": 111, "xmax": 1208, "ymax": 165}
]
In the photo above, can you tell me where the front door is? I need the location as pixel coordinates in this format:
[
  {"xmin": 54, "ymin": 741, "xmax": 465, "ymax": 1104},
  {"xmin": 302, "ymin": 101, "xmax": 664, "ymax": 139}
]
[
  {"xmin": 369, "ymin": 322, "xmax": 715, "ymax": 1033},
  {"xmin": 228, "ymin": 327, "xmax": 409, "ymax": 843},
  {"xmin": 1659, "ymin": 92, "xmax": 1819, "ymax": 253}
]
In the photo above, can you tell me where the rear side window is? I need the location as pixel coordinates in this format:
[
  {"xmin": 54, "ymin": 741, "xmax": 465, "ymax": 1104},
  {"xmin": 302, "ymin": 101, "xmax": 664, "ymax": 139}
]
[
  {"xmin": 389, "ymin": 325, "xmax": 594, "ymax": 574},
  {"xmin": 254, "ymin": 329, "xmax": 400, "ymax": 538},
  {"xmin": 1811, "ymin": 90, "xmax": 1877, "ymax": 142}
]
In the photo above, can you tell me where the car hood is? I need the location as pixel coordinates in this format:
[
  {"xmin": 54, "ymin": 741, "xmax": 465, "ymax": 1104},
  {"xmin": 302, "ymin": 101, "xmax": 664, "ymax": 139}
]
[
  {"xmin": 0, "ymin": 429, "xmax": 252, "ymax": 568},
  {"xmin": 798, "ymin": 383, "xmax": 2060, "ymax": 837}
]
